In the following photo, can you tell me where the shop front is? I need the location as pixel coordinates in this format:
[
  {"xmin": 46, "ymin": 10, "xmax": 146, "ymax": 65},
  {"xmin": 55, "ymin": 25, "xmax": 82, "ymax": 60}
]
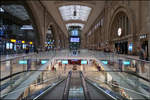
[
  {"xmin": 115, "ymin": 40, "xmax": 128, "ymax": 54},
  {"xmin": 139, "ymin": 34, "xmax": 149, "ymax": 60}
]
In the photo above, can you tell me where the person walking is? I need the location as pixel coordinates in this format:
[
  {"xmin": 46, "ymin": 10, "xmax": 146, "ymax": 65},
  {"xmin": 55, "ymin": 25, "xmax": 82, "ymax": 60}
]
[{"xmin": 138, "ymin": 45, "xmax": 146, "ymax": 73}]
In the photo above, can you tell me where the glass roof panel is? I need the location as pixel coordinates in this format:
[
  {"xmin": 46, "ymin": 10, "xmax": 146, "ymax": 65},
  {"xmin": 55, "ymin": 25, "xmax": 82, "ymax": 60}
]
[
  {"xmin": 59, "ymin": 5, "xmax": 92, "ymax": 21},
  {"xmin": 1, "ymin": 5, "xmax": 29, "ymax": 20}
]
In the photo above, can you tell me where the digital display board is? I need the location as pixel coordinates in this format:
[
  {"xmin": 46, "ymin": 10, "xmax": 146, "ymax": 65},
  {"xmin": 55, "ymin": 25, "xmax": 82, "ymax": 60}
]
[
  {"xmin": 62, "ymin": 60, "xmax": 68, "ymax": 64},
  {"xmin": 71, "ymin": 30, "xmax": 78, "ymax": 36},
  {"xmin": 81, "ymin": 60, "xmax": 88, "ymax": 64},
  {"xmin": 70, "ymin": 38, "xmax": 80, "ymax": 42}
]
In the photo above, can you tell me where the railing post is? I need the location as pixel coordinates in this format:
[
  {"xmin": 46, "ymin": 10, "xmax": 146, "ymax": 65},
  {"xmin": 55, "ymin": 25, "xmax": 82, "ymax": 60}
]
[{"xmin": 10, "ymin": 60, "xmax": 13, "ymax": 89}]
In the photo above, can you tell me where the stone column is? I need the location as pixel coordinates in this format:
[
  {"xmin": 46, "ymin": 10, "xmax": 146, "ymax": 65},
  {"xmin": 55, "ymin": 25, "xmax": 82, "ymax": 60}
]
[
  {"xmin": 148, "ymin": 2, "xmax": 150, "ymax": 60},
  {"xmin": 148, "ymin": 1, "xmax": 150, "ymax": 60}
]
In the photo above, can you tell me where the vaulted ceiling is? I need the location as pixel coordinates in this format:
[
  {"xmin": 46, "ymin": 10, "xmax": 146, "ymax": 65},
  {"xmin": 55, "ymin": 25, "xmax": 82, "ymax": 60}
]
[{"xmin": 41, "ymin": 1, "xmax": 105, "ymax": 36}]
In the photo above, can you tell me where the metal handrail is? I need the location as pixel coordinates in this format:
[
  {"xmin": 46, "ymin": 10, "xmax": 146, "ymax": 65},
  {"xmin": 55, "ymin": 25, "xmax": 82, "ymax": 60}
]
[
  {"xmin": 62, "ymin": 71, "xmax": 72, "ymax": 100},
  {"xmin": 0, "ymin": 53, "xmax": 36, "ymax": 62},
  {"xmin": 85, "ymin": 78, "xmax": 120, "ymax": 100},
  {"xmin": 103, "ymin": 52, "xmax": 150, "ymax": 63},
  {"xmin": 32, "ymin": 78, "xmax": 65, "ymax": 100},
  {"xmin": 80, "ymin": 71, "xmax": 91, "ymax": 100}
]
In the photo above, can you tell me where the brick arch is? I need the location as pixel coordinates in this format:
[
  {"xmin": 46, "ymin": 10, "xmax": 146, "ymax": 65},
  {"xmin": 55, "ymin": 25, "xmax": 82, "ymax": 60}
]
[{"xmin": 108, "ymin": 5, "xmax": 136, "ymax": 41}]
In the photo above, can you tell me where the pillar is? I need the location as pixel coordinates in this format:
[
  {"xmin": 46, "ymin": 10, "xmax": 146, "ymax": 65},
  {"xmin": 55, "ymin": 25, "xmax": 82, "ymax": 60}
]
[{"xmin": 148, "ymin": 2, "xmax": 150, "ymax": 60}]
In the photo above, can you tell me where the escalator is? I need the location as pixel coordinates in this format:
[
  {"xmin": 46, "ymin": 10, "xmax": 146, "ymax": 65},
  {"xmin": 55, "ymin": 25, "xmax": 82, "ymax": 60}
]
[
  {"xmin": 86, "ymin": 80, "xmax": 108, "ymax": 100},
  {"xmin": 68, "ymin": 71, "xmax": 85, "ymax": 100},
  {"xmin": 34, "ymin": 71, "xmax": 118, "ymax": 100},
  {"xmin": 37, "ymin": 80, "xmax": 66, "ymax": 100}
]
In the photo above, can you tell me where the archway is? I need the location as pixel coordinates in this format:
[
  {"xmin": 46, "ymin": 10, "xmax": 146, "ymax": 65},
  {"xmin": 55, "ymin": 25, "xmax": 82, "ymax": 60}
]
[{"xmin": 108, "ymin": 6, "xmax": 135, "ymax": 54}]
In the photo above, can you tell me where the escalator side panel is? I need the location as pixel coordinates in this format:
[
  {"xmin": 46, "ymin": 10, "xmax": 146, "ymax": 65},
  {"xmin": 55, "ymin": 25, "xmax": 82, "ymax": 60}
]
[
  {"xmin": 38, "ymin": 80, "xmax": 66, "ymax": 100},
  {"xmin": 87, "ymin": 82, "xmax": 108, "ymax": 100}
]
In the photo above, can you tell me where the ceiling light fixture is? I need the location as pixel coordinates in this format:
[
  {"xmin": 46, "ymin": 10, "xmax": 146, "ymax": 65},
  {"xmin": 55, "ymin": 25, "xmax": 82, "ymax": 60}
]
[{"xmin": 66, "ymin": 23, "xmax": 84, "ymax": 30}]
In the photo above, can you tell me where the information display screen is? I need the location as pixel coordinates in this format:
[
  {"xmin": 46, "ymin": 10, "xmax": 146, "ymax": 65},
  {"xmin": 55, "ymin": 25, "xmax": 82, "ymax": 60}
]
[
  {"xmin": 71, "ymin": 30, "xmax": 78, "ymax": 36},
  {"xmin": 70, "ymin": 38, "xmax": 80, "ymax": 42}
]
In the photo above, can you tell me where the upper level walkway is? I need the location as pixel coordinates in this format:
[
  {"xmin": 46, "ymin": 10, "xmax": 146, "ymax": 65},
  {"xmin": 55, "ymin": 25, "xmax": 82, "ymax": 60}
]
[{"xmin": 0, "ymin": 49, "xmax": 150, "ymax": 100}]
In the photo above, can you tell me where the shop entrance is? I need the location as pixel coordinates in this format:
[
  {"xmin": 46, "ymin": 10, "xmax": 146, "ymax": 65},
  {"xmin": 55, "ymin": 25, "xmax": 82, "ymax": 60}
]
[{"xmin": 115, "ymin": 41, "xmax": 128, "ymax": 54}]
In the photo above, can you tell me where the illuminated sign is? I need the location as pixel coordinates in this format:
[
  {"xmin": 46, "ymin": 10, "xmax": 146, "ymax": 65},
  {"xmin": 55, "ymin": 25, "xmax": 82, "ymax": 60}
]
[
  {"xmin": 41, "ymin": 60, "xmax": 48, "ymax": 64},
  {"xmin": 10, "ymin": 39, "xmax": 16, "ymax": 43},
  {"xmin": 128, "ymin": 43, "xmax": 133, "ymax": 51},
  {"xmin": 22, "ymin": 41, "xmax": 25, "ymax": 43},
  {"xmin": 140, "ymin": 34, "xmax": 147, "ymax": 39},
  {"xmin": 19, "ymin": 60, "xmax": 27, "ymax": 64},
  {"xmin": 6, "ymin": 43, "xmax": 10, "ymax": 49},
  {"xmin": 71, "ymin": 30, "xmax": 78, "ymax": 36},
  {"xmin": 23, "ymin": 44, "xmax": 26, "ymax": 49},
  {"xmin": 62, "ymin": 60, "xmax": 68, "ymax": 64},
  {"xmin": 123, "ymin": 61, "xmax": 130, "ymax": 65},
  {"xmin": 101, "ymin": 60, "xmax": 108, "ymax": 65},
  {"xmin": 17, "ymin": 40, "xmax": 21, "ymax": 43},
  {"xmin": 81, "ymin": 60, "xmax": 87, "ymax": 64},
  {"xmin": 29, "ymin": 42, "xmax": 33, "ymax": 45},
  {"xmin": 70, "ymin": 37, "xmax": 80, "ymax": 42},
  {"xmin": 9, "ymin": 43, "xmax": 13, "ymax": 49}
]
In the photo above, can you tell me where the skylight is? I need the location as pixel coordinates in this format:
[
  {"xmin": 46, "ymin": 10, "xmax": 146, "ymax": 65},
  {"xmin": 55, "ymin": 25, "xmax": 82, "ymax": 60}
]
[
  {"xmin": 59, "ymin": 5, "xmax": 92, "ymax": 21},
  {"xmin": 66, "ymin": 23, "xmax": 84, "ymax": 30},
  {"xmin": 1, "ymin": 5, "xmax": 29, "ymax": 20}
]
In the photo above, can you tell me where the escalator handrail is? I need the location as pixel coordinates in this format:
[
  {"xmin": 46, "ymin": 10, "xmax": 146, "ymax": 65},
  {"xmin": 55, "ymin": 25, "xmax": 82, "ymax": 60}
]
[
  {"xmin": 62, "ymin": 71, "xmax": 72, "ymax": 100},
  {"xmin": 33, "ymin": 78, "xmax": 65, "ymax": 100},
  {"xmin": 80, "ymin": 71, "xmax": 91, "ymax": 100},
  {"xmin": 85, "ymin": 78, "xmax": 122, "ymax": 100}
]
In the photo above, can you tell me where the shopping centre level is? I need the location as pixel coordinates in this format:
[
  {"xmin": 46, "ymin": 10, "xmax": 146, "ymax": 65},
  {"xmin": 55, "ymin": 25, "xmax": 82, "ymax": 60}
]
[{"xmin": 0, "ymin": 49, "xmax": 150, "ymax": 100}]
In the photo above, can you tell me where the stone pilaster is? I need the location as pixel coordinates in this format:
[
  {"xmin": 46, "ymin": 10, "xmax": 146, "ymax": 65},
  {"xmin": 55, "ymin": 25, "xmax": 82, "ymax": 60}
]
[{"xmin": 148, "ymin": 2, "xmax": 150, "ymax": 60}]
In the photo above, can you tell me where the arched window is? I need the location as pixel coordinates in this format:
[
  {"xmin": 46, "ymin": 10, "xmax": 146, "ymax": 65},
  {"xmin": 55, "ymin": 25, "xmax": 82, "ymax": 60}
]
[{"xmin": 111, "ymin": 12, "xmax": 131, "ymax": 38}]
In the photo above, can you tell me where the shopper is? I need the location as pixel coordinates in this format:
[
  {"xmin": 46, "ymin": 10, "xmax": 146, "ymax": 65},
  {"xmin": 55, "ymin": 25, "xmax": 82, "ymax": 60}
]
[
  {"xmin": 138, "ymin": 45, "xmax": 146, "ymax": 73},
  {"xmin": 25, "ymin": 46, "xmax": 29, "ymax": 54}
]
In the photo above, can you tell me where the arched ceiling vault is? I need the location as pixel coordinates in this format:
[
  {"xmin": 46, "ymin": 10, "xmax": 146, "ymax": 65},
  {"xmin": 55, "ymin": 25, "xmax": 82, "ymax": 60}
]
[{"xmin": 41, "ymin": 1, "xmax": 105, "ymax": 36}]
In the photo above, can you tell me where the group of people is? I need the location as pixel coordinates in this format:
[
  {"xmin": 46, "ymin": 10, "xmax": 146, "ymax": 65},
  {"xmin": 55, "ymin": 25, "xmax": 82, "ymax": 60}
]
[{"xmin": 25, "ymin": 46, "xmax": 39, "ymax": 54}]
